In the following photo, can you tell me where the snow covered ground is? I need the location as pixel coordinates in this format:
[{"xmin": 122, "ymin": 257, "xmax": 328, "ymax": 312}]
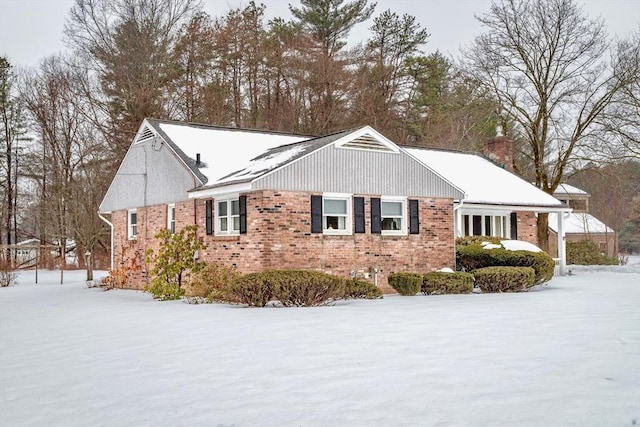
[{"xmin": 1, "ymin": 258, "xmax": 639, "ymax": 427}]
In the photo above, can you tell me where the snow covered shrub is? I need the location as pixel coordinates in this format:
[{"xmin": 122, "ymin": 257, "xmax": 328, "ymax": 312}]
[
  {"xmin": 228, "ymin": 270, "xmax": 347, "ymax": 307},
  {"xmin": 0, "ymin": 260, "xmax": 17, "ymax": 287},
  {"xmin": 387, "ymin": 273, "xmax": 422, "ymax": 296},
  {"xmin": 456, "ymin": 237, "xmax": 554, "ymax": 285},
  {"xmin": 343, "ymin": 279, "xmax": 383, "ymax": 299},
  {"xmin": 186, "ymin": 263, "xmax": 241, "ymax": 303},
  {"xmin": 144, "ymin": 225, "xmax": 208, "ymax": 301},
  {"xmin": 472, "ymin": 266, "xmax": 535, "ymax": 292},
  {"xmin": 566, "ymin": 240, "xmax": 618, "ymax": 265},
  {"xmin": 422, "ymin": 271, "xmax": 474, "ymax": 295}
]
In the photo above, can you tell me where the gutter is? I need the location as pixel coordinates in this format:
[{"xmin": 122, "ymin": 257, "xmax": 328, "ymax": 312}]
[{"xmin": 98, "ymin": 212, "xmax": 114, "ymax": 271}]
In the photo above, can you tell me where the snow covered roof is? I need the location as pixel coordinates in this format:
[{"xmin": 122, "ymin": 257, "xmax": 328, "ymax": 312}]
[
  {"xmin": 549, "ymin": 213, "xmax": 615, "ymax": 234},
  {"xmin": 402, "ymin": 147, "xmax": 565, "ymax": 208},
  {"xmin": 209, "ymin": 129, "xmax": 354, "ymax": 188},
  {"xmin": 554, "ymin": 183, "xmax": 589, "ymax": 196},
  {"xmin": 147, "ymin": 119, "xmax": 311, "ymax": 186}
]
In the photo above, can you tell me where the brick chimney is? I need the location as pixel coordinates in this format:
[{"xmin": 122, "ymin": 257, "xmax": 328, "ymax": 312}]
[{"xmin": 483, "ymin": 136, "xmax": 514, "ymax": 171}]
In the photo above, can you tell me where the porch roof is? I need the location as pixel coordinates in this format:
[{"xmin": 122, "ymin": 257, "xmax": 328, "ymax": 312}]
[{"xmin": 403, "ymin": 147, "xmax": 566, "ymax": 211}]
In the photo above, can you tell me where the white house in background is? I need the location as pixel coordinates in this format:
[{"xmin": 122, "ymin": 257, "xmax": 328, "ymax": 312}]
[{"xmin": 549, "ymin": 183, "xmax": 617, "ymax": 257}]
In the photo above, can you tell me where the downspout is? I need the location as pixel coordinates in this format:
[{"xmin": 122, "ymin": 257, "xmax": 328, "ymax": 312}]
[
  {"xmin": 452, "ymin": 199, "xmax": 465, "ymax": 269},
  {"xmin": 98, "ymin": 212, "xmax": 114, "ymax": 271}
]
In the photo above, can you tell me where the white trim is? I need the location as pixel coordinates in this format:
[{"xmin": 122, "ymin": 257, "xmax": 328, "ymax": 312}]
[
  {"xmin": 333, "ymin": 126, "xmax": 400, "ymax": 153},
  {"xmin": 167, "ymin": 203, "xmax": 176, "ymax": 234},
  {"xmin": 188, "ymin": 182, "xmax": 251, "ymax": 199},
  {"xmin": 215, "ymin": 195, "xmax": 240, "ymax": 236},
  {"xmin": 127, "ymin": 209, "xmax": 138, "ymax": 240},
  {"xmin": 322, "ymin": 193, "xmax": 352, "ymax": 235},
  {"xmin": 380, "ymin": 196, "xmax": 407, "ymax": 236}
]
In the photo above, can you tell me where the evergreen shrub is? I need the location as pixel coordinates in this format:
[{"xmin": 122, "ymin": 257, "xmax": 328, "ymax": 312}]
[
  {"xmin": 387, "ymin": 272, "xmax": 422, "ymax": 296},
  {"xmin": 566, "ymin": 240, "xmax": 618, "ymax": 265},
  {"xmin": 473, "ymin": 266, "xmax": 535, "ymax": 292},
  {"xmin": 343, "ymin": 279, "xmax": 383, "ymax": 299},
  {"xmin": 228, "ymin": 270, "xmax": 346, "ymax": 307},
  {"xmin": 456, "ymin": 236, "xmax": 554, "ymax": 285},
  {"xmin": 422, "ymin": 271, "xmax": 474, "ymax": 295}
]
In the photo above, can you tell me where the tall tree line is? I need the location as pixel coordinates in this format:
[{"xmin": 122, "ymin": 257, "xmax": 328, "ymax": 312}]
[{"xmin": 0, "ymin": 0, "xmax": 637, "ymax": 269}]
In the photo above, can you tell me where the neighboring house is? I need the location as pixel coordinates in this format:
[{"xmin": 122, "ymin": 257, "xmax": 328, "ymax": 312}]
[
  {"xmin": 548, "ymin": 183, "xmax": 617, "ymax": 258},
  {"xmin": 99, "ymin": 119, "xmax": 570, "ymax": 290}
]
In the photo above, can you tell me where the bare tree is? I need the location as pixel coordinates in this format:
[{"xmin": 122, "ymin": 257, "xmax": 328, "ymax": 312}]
[
  {"xmin": 22, "ymin": 55, "xmax": 109, "ymax": 275},
  {"xmin": 64, "ymin": 0, "xmax": 202, "ymax": 162},
  {"xmin": 462, "ymin": 0, "xmax": 638, "ymax": 251},
  {"xmin": 0, "ymin": 57, "xmax": 28, "ymax": 257}
]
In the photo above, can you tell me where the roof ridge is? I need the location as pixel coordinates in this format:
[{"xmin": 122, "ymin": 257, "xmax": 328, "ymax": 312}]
[{"xmin": 144, "ymin": 117, "xmax": 317, "ymax": 139}]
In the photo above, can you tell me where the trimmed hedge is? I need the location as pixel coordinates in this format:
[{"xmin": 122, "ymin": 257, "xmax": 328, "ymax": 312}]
[
  {"xmin": 344, "ymin": 279, "xmax": 383, "ymax": 299},
  {"xmin": 228, "ymin": 270, "xmax": 346, "ymax": 307},
  {"xmin": 387, "ymin": 272, "xmax": 422, "ymax": 296},
  {"xmin": 456, "ymin": 238, "xmax": 554, "ymax": 285},
  {"xmin": 567, "ymin": 240, "xmax": 618, "ymax": 265},
  {"xmin": 422, "ymin": 271, "xmax": 474, "ymax": 295},
  {"xmin": 473, "ymin": 266, "xmax": 535, "ymax": 293}
]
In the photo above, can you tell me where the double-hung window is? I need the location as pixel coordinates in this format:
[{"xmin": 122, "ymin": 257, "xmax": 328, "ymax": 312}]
[
  {"xmin": 322, "ymin": 195, "xmax": 352, "ymax": 234},
  {"xmin": 128, "ymin": 209, "xmax": 137, "ymax": 239},
  {"xmin": 381, "ymin": 198, "xmax": 406, "ymax": 235},
  {"xmin": 216, "ymin": 197, "xmax": 240, "ymax": 235},
  {"xmin": 167, "ymin": 204, "xmax": 176, "ymax": 234}
]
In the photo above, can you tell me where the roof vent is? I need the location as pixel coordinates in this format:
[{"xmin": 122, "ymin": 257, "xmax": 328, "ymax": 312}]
[
  {"xmin": 136, "ymin": 126, "xmax": 155, "ymax": 143},
  {"xmin": 339, "ymin": 133, "xmax": 394, "ymax": 152},
  {"xmin": 196, "ymin": 153, "xmax": 201, "ymax": 166}
]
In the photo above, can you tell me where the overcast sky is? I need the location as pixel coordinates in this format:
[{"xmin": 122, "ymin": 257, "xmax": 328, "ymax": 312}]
[{"xmin": 0, "ymin": 0, "xmax": 639, "ymax": 68}]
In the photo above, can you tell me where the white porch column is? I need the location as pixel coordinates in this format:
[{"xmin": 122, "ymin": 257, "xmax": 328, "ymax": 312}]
[
  {"xmin": 455, "ymin": 206, "xmax": 463, "ymax": 237},
  {"xmin": 557, "ymin": 212, "xmax": 566, "ymax": 276}
]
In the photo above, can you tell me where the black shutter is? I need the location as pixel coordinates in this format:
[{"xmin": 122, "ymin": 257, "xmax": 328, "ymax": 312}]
[
  {"xmin": 354, "ymin": 197, "xmax": 365, "ymax": 233},
  {"xmin": 205, "ymin": 200, "xmax": 213, "ymax": 235},
  {"xmin": 510, "ymin": 212, "xmax": 518, "ymax": 240},
  {"xmin": 371, "ymin": 197, "xmax": 381, "ymax": 234},
  {"xmin": 409, "ymin": 199, "xmax": 420, "ymax": 234},
  {"xmin": 311, "ymin": 195, "xmax": 323, "ymax": 233},
  {"xmin": 239, "ymin": 195, "xmax": 247, "ymax": 234}
]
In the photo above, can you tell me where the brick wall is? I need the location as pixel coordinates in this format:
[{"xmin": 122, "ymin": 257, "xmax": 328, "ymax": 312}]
[
  {"xmin": 514, "ymin": 211, "xmax": 538, "ymax": 245},
  {"xmin": 112, "ymin": 191, "xmax": 456, "ymax": 292}
]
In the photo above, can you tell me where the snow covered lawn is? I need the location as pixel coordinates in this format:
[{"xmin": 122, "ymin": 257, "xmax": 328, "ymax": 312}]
[{"xmin": 1, "ymin": 261, "xmax": 639, "ymax": 427}]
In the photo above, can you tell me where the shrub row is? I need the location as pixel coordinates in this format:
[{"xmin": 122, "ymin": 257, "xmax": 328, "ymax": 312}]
[
  {"xmin": 389, "ymin": 266, "xmax": 538, "ymax": 296},
  {"xmin": 456, "ymin": 237, "xmax": 554, "ymax": 285}
]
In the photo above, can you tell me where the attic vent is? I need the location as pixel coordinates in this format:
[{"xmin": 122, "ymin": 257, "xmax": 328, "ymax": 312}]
[
  {"xmin": 136, "ymin": 126, "xmax": 155, "ymax": 143},
  {"xmin": 340, "ymin": 133, "xmax": 394, "ymax": 152}
]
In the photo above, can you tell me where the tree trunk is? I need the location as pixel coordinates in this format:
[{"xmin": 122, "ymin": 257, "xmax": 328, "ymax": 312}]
[{"xmin": 537, "ymin": 212, "xmax": 550, "ymax": 253}]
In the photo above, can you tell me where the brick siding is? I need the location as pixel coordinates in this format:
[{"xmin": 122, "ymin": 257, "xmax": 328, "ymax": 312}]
[{"xmin": 112, "ymin": 191, "xmax": 456, "ymax": 292}]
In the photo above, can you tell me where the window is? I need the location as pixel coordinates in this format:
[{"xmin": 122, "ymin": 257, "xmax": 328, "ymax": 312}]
[
  {"xmin": 167, "ymin": 204, "xmax": 176, "ymax": 234},
  {"xmin": 216, "ymin": 197, "xmax": 240, "ymax": 235},
  {"xmin": 310, "ymin": 194, "xmax": 352, "ymax": 234},
  {"xmin": 462, "ymin": 214, "xmax": 509, "ymax": 238},
  {"xmin": 323, "ymin": 195, "xmax": 351, "ymax": 234},
  {"xmin": 128, "ymin": 209, "xmax": 137, "ymax": 239},
  {"xmin": 381, "ymin": 198, "xmax": 406, "ymax": 235}
]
